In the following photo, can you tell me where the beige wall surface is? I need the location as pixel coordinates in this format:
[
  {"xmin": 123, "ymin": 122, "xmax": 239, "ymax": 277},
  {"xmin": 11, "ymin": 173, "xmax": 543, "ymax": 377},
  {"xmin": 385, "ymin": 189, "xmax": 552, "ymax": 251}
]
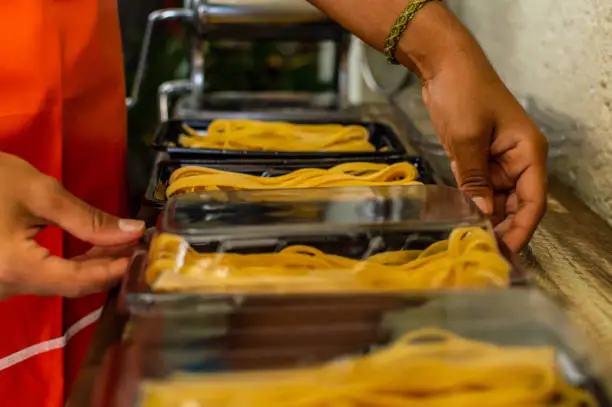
[{"xmin": 447, "ymin": 0, "xmax": 612, "ymax": 224}]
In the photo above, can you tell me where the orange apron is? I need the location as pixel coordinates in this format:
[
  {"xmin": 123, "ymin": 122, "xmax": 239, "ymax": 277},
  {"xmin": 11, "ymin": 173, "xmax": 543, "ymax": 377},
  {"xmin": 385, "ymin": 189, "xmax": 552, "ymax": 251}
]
[{"xmin": 0, "ymin": 1, "xmax": 127, "ymax": 406}]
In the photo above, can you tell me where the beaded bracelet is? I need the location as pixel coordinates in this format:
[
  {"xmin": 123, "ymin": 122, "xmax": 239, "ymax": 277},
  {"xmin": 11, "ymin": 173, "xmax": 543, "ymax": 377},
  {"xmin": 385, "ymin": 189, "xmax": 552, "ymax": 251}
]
[{"xmin": 384, "ymin": 0, "xmax": 440, "ymax": 65}]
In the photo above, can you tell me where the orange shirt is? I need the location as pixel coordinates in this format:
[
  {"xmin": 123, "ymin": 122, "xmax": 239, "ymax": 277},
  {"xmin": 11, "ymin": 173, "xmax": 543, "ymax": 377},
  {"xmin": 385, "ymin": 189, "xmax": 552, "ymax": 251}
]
[{"xmin": 0, "ymin": 1, "xmax": 127, "ymax": 406}]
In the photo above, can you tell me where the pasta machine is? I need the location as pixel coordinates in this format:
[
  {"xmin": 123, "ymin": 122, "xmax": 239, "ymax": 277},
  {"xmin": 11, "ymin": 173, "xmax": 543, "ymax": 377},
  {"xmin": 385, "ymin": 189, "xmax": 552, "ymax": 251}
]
[{"xmin": 127, "ymin": 0, "xmax": 362, "ymax": 122}]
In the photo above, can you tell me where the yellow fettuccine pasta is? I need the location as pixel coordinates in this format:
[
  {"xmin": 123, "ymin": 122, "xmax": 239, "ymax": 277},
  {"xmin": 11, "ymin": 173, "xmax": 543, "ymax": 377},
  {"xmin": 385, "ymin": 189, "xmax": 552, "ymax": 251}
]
[
  {"xmin": 178, "ymin": 120, "xmax": 379, "ymax": 152},
  {"xmin": 147, "ymin": 227, "xmax": 510, "ymax": 293},
  {"xmin": 166, "ymin": 162, "xmax": 421, "ymax": 197},
  {"xmin": 141, "ymin": 329, "xmax": 598, "ymax": 407}
]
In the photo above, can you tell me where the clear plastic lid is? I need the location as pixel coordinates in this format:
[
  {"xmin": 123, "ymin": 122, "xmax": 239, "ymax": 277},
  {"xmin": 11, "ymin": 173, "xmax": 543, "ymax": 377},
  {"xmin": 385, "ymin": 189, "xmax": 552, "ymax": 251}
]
[
  {"xmin": 160, "ymin": 185, "xmax": 487, "ymax": 238},
  {"xmin": 126, "ymin": 290, "xmax": 610, "ymax": 407},
  {"xmin": 123, "ymin": 186, "xmax": 519, "ymax": 300}
]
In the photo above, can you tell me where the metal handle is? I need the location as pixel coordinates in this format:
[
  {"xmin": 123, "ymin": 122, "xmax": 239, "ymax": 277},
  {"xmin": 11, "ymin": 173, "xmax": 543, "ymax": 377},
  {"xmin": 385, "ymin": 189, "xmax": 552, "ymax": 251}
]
[
  {"xmin": 158, "ymin": 80, "xmax": 195, "ymax": 122},
  {"xmin": 193, "ymin": 0, "xmax": 326, "ymax": 24},
  {"xmin": 360, "ymin": 43, "xmax": 413, "ymax": 100},
  {"xmin": 126, "ymin": 8, "xmax": 197, "ymax": 110}
]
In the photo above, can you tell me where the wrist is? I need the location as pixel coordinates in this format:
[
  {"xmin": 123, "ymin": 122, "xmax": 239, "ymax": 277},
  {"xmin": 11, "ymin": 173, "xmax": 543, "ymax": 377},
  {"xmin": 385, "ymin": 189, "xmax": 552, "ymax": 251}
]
[{"xmin": 395, "ymin": 2, "xmax": 481, "ymax": 81}]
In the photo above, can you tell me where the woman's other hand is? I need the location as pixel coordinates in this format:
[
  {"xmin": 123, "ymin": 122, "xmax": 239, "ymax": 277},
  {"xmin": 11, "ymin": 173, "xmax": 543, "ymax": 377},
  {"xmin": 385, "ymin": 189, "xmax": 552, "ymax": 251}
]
[
  {"xmin": 308, "ymin": 0, "xmax": 548, "ymax": 252},
  {"xmin": 422, "ymin": 35, "xmax": 548, "ymax": 252}
]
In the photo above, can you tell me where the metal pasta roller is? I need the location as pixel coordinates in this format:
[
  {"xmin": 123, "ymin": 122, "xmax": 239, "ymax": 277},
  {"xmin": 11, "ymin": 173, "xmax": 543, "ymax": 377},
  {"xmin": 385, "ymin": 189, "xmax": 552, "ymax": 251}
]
[{"xmin": 128, "ymin": 0, "xmax": 360, "ymax": 122}]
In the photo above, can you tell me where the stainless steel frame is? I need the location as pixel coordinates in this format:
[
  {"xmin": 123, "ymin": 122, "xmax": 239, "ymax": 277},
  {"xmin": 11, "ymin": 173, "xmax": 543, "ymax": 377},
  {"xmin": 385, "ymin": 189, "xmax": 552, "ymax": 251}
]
[
  {"xmin": 158, "ymin": 80, "xmax": 195, "ymax": 122},
  {"xmin": 126, "ymin": 8, "xmax": 197, "ymax": 110}
]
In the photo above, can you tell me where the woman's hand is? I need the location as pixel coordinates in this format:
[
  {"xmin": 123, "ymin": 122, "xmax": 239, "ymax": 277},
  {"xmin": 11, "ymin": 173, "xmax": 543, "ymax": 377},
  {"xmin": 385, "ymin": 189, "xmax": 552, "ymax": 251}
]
[
  {"xmin": 422, "ymin": 46, "xmax": 548, "ymax": 253},
  {"xmin": 0, "ymin": 153, "xmax": 144, "ymax": 300}
]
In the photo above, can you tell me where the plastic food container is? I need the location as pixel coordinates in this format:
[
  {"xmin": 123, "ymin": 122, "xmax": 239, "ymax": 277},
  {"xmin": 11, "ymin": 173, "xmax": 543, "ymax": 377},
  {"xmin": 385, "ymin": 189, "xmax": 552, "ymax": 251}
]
[
  {"xmin": 124, "ymin": 185, "xmax": 526, "ymax": 314},
  {"xmin": 142, "ymin": 157, "xmax": 435, "ymax": 210},
  {"xmin": 152, "ymin": 119, "xmax": 407, "ymax": 160},
  {"xmin": 97, "ymin": 290, "xmax": 612, "ymax": 407}
]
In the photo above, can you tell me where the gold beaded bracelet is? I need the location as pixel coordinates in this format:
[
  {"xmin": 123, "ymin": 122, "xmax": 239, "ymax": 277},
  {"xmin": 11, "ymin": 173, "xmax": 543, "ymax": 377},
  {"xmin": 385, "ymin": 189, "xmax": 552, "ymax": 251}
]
[{"xmin": 384, "ymin": 0, "xmax": 440, "ymax": 65}]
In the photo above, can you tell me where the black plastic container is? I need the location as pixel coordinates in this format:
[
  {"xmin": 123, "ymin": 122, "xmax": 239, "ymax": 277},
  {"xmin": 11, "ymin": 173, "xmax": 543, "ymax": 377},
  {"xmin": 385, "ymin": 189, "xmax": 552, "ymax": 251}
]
[
  {"xmin": 142, "ymin": 157, "xmax": 434, "ymax": 210},
  {"xmin": 152, "ymin": 119, "xmax": 407, "ymax": 160}
]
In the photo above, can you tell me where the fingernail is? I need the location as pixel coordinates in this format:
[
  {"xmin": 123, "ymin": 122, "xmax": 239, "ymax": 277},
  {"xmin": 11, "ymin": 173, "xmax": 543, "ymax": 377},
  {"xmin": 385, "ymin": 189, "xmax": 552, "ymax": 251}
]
[
  {"xmin": 119, "ymin": 219, "xmax": 145, "ymax": 232},
  {"xmin": 472, "ymin": 197, "xmax": 490, "ymax": 214}
]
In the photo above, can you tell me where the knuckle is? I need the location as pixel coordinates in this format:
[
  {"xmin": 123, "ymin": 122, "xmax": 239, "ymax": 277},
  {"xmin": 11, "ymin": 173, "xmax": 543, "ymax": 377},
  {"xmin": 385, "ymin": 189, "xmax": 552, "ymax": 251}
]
[
  {"xmin": 457, "ymin": 168, "xmax": 490, "ymax": 193},
  {"xmin": 524, "ymin": 129, "xmax": 549, "ymax": 164},
  {"xmin": 30, "ymin": 176, "xmax": 65, "ymax": 213},
  {"xmin": 0, "ymin": 252, "xmax": 15, "ymax": 285},
  {"xmin": 64, "ymin": 286, "xmax": 84, "ymax": 298},
  {"xmin": 61, "ymin": 265, "xmax": 85, "ymax": 298},
  {"xmin": 459, "ymin": 170, "xmax": 489, "ymax": 188},
  {"xmin": 66, "ymin": 265, "xmax": 108, "ymax": 298},
  {"xmin": 89, "ymin": 207, "xmax": 106, "ymax": 233},
  {"xmin": 453, "ymin": 130, "xmax": 482, "ymax": 145},
  {"xmin": 38, "ymin": 175, "xmax": 64, "ymax": 198},
  {"xmin": 0, "ymin": 267, "xmax": 11, "ymax": 285},
  {"xmin": 450, "ymin": 124, "xmax": 489, "ymax": 145},
  {"xmin": 446, "ymin": 126, "xmax": 492, "ymax": 161},
  {"xmin": 64, "ymin": 278, "xmax": 90, "ymax": 298}
]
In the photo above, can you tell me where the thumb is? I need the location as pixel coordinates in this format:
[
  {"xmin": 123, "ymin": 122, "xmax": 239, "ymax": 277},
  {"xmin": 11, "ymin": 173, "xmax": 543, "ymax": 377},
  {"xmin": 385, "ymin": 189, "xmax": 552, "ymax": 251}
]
[
  {"xmin": 449, "ymin": 139, "xmax": 494, "ymax": 216},
  {"xmin": 31, "ymin": 177, "xmax": 145, "ymax": 245}
]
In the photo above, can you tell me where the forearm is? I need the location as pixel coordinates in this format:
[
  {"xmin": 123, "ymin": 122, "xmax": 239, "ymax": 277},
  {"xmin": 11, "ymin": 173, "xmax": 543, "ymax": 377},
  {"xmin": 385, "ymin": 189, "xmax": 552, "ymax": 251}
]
[{"xmin": 307, "ymin": 0, "xmax": 488, "ymax": 81}]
